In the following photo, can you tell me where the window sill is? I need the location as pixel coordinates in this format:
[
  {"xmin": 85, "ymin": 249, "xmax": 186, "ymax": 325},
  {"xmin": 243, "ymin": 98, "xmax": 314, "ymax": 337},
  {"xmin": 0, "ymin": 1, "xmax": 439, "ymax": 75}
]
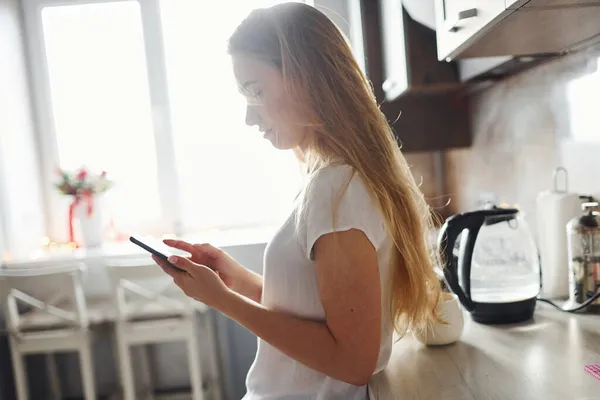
[{"xmin": 1, "ymin": 226, "xmax": 276, "ymax": 270}]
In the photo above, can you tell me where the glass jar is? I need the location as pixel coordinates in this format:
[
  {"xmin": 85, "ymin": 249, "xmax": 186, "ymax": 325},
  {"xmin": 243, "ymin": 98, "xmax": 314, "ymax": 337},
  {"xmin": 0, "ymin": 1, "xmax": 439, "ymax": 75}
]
[{"xmin": 566, "ymin": 202, "xmax": 600, "ymax": 310}]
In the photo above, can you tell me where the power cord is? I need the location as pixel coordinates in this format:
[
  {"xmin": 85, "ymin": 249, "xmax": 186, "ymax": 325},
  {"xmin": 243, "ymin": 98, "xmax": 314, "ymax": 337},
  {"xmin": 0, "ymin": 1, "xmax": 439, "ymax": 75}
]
[{"xmin": 537, "ymin": 291, "xmax": 600, "ymax": 313}]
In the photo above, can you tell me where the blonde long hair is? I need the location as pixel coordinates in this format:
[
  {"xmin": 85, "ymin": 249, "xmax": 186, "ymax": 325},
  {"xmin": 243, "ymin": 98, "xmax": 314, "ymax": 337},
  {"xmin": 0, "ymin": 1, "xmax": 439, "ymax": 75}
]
[{"xmin": 229, "ymin": 2, "xmax": 441, "ymax": 332}]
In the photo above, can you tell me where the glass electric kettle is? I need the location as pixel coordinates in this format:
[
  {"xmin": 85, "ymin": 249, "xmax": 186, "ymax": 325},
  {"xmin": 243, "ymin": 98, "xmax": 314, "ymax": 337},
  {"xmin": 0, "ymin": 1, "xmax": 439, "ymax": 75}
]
[{"xmin": 438, "ymin": 206, "xmax": 541, "ymax": 324}]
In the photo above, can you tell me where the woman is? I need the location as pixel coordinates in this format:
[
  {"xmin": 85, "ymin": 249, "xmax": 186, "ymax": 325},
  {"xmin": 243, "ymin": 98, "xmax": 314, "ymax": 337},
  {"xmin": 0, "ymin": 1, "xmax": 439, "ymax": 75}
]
[{"xmin": 153, "ymin": 2, "xmax": 442, "ymax": 399}]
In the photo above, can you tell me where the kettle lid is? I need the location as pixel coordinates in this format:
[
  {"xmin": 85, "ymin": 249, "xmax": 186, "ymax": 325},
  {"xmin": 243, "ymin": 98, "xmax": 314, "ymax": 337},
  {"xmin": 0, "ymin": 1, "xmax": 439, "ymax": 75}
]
[
  {"xmin": 482, "ymin": 204, "xmax": 519, "ymax": 225},
  {"xmin": 446, "ymin": 204, "xmax": 519, "ymax": 226}
]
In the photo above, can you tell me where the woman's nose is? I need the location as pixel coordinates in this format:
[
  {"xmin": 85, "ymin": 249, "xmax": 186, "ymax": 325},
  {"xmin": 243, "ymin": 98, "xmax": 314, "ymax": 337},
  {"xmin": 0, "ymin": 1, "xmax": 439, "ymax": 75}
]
[{"xmin": 245, "ymin": 105, "xmax": 260, "ymax": 127}]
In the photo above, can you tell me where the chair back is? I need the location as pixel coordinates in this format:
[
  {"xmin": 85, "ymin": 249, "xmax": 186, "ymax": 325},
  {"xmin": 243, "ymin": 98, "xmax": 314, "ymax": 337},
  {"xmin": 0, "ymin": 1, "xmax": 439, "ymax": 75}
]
[
  {"xmin": 0, "ymin": 263, "xmax": 89, "ymax": 338},
  {"xmin": 106, "ymin": 257, "xmax": 196, "ymax": 321}
]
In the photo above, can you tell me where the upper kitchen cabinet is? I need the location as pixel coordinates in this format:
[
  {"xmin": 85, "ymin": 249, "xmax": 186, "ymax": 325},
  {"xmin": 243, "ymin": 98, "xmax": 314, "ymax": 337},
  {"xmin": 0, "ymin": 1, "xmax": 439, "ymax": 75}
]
[
  {"xmin": 360, "ymin": 0, "xmax": 472, "ymax": 152},
  {"xmin": 435, "ymin": 0, "xmax": 511, "ymax": 60},
  {"xmin": 435, "ymin": 0, "xmax": 600, "ymax": 60},
  {"xmin": 374, "ymin": 0, "xmax": 462, "ymax": 100}
]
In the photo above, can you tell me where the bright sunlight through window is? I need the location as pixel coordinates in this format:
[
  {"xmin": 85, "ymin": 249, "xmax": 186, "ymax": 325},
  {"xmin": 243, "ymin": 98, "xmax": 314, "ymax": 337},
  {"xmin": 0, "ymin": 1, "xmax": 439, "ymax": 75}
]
[
  {"xmin": 41, "ymin": 0, "xmax": 305, "ymax": 237},
  {"xmin": 42, "ymin": 1, "xmax": 163, "ymax": 233},
  {"xmin": 160, "ymin": 0, "xmax": 304, "ymax": 232}
]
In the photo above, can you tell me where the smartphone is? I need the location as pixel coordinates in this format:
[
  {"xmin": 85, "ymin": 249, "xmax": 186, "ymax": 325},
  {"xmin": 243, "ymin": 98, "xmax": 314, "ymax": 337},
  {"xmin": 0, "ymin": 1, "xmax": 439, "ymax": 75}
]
[{"xmin": 129, "ymin": 235, "xmax": 185, "ymax": 272}]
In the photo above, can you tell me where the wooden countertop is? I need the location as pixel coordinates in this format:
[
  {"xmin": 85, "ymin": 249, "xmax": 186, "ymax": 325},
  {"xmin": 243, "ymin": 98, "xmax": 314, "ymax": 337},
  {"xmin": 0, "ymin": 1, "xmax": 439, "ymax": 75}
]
[{"xmin": 370, "ymin": 303, "xmax": 600, "ymax": 400}]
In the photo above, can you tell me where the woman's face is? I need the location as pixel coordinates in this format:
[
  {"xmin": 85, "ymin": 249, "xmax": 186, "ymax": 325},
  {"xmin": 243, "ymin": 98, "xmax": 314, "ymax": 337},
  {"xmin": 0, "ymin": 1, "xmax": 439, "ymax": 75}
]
[{"xmin": 232, "ymin": 54, "xmax": 309, "ymax": 150}]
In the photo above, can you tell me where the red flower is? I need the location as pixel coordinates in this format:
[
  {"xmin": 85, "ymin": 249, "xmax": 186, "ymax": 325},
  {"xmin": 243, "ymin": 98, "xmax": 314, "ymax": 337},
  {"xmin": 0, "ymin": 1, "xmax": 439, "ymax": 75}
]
[
  {"xmin": 76, "ymin": 168, "xmax": 88, "ymax": 181},
  {"xmin": 100, "ymin": 171, "xmax": 107, "ymax": 178}
]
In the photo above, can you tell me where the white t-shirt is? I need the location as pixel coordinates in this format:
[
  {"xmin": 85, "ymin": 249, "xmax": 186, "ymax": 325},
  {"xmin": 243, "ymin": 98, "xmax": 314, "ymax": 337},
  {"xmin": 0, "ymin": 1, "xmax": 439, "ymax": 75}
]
[{"xmin": 243, "ymin": 165, "xmax": 395, "ymax": 400}]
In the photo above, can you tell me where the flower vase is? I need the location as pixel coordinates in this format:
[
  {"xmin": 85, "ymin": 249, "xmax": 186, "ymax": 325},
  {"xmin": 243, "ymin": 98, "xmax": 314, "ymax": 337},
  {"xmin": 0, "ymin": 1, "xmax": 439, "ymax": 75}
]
[{"xmin": 75, "ymin": 195, "xmax": 104, "ymax": 248}]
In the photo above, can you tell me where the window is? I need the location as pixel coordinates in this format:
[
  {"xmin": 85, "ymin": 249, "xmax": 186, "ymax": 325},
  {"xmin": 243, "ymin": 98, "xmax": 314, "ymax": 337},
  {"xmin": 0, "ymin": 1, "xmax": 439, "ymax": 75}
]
[
  {"xmin": 20, "ymin": 0, "xmax": 365, "ymax": 247},
  {"xmin": 24, "ymin": 0, "xmax": 321, "ymax": 242},
  {"xmin": 41, "ymin": 2, "xmax": 163, "ymax": 234},
  {"xmin": 159, "ymin": 0, "xmax": 305, "ymax": 232}
]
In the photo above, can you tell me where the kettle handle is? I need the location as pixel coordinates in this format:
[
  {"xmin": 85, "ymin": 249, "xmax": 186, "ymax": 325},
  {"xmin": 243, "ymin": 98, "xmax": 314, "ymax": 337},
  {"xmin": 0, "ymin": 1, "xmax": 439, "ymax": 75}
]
[
  {"xmin": 437, "ymin": 213, "xmax": 486, "ymax": 311},
  {"xmin": 457, "ymin": 223, "xmax": 482, "ymax": 304}
]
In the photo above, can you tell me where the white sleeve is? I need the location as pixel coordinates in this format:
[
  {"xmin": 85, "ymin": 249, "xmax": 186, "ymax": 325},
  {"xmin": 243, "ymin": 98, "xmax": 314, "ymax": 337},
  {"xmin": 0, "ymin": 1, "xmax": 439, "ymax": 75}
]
[{"xmin": 303, "ymin": 166, "xmax": 387, "ymax": 261}]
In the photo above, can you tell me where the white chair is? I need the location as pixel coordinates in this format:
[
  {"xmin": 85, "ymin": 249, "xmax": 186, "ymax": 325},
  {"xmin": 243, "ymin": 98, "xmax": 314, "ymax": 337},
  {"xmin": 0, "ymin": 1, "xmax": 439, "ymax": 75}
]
[
  {"xmin": 0, "ymin": 263, "xmax": 96, "ymax": 400},
  {"xmin": 106, "ymin": 257, "xmax": 222, "ymax": 400}
]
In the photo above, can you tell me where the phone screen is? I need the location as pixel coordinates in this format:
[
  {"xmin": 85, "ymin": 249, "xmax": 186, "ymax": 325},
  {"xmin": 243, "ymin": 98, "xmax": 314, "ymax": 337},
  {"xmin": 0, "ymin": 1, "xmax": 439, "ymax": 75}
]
[{"xmin": 129, "ymin": 236, "xmax": 185, "ymax": 272}]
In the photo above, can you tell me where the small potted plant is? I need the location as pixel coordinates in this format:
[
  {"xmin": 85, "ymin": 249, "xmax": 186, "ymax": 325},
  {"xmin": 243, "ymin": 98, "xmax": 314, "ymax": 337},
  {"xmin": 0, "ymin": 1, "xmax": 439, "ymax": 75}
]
[{"xmin": 55, "ymin": 167, "xmax": 114, "ymax": 248}]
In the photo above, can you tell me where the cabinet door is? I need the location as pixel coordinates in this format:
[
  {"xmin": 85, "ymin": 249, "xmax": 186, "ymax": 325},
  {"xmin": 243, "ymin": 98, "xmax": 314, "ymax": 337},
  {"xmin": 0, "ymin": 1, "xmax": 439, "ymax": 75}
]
[
  {"xmin": 435, "ymin": 0, "xmax": 513, "ymax": 60},
  {"xmin": 458, "ymin": 5, "xmax": 600, "ymax": 57}
]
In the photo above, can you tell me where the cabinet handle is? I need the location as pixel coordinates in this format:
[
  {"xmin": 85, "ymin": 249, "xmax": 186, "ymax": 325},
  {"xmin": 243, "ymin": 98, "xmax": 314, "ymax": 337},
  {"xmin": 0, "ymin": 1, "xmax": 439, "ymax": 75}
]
[{"xmin": 446, "ymin": 8, "xmax": 478, "ymax": 32}]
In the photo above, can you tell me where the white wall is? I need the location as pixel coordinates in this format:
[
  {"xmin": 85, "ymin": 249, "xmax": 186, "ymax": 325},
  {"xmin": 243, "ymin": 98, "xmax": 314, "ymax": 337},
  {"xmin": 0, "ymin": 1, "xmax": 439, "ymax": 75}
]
[{"xmin": 0, "ymin": 0, "xmax": 45, "ymax": 259}]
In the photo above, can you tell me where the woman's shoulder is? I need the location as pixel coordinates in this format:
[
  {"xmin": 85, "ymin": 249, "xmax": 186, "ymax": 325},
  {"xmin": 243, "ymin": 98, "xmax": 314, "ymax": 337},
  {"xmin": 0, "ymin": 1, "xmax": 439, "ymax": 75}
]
[
  {"xmin": 307, "ymin": 164, "xmax": 356, "ymax": 191},
  {"xmin": 305, "ymin": 164, "xmax": 375, "ymax": 208},
  {"xmin": 302, "ymin": 164, "xmax": 388, "ymax": 252}
]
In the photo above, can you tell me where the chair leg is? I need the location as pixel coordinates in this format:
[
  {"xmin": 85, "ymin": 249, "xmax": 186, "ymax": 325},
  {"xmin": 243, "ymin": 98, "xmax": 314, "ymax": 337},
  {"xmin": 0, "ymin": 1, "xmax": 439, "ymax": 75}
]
[
  {"xmin": 187, "ymin": 319, "xmax": 205, "ymax": 400},
  {"xmin": 204, "ymin": 312, "xmax": 222, "ymax": 400},
  {"xmin": 139, "ymin": 345, "xmax": 155, "ymax": 400},
  {"xmin": 46, "ymin": 353, "xmax": 62, "ymax": 400},
  {"xmin": 9, "ymin": 340, "xmax": 28, "ymax": 400},
  {"xmin": 79, "ymin": 339, "xmax": 97, "ymax": 400},
  {"xmin": 115, "ymin": 329, "xmax": 136, "ymax": 400}
]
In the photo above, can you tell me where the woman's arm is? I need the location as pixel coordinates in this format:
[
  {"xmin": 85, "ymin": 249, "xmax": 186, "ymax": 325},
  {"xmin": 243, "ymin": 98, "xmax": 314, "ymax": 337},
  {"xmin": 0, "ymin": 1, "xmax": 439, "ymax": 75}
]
[
  {"xmin": 234, "ymin": 267, "xmax": 263, "ymax": 303},
  {"xmin": 220, "ymin": 228, "xmax": 382, "ymax": 386},
  {"xmin": 161, "ymin": 239, "xmax": 264, "ymax": 303}
]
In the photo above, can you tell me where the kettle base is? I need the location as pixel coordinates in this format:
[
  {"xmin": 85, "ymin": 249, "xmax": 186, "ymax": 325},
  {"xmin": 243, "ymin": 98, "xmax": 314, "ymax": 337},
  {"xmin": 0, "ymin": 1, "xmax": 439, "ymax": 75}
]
[{"xmin": 471, "ymin": 298, "xmax": 537, "ymax": 325}]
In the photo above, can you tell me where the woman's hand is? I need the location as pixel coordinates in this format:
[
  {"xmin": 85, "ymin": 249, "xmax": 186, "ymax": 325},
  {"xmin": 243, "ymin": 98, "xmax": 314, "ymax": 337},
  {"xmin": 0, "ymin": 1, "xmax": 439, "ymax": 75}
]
[
  {"xmin": 152, "ymin": 254, "xmax": 231, "ymax": 310},
  {"xmin": 160, "ymin": 239, "xmax": 263, "ymax": 303}
]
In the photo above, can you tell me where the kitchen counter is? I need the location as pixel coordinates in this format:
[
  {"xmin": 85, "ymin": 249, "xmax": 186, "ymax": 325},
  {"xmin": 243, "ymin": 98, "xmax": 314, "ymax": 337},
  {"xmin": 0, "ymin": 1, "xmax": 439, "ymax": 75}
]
[{"xmin": 370, "ymin": 303, "xmax": 600, "ymax": 400}]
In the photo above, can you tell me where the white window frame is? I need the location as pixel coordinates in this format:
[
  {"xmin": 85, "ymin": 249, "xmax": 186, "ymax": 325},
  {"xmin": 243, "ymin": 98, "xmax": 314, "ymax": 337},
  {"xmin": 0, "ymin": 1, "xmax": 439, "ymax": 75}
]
[
  {"xmin": 22, "ymin": 0, "xmax": 183, "ymax": 239},
  {"xmin": 21, "ymin": 0, "xmax": 358, "ymax": 242},
  {"xmin": 0, "ymin": 168, "xmax": 8, "ymax": 258}
]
